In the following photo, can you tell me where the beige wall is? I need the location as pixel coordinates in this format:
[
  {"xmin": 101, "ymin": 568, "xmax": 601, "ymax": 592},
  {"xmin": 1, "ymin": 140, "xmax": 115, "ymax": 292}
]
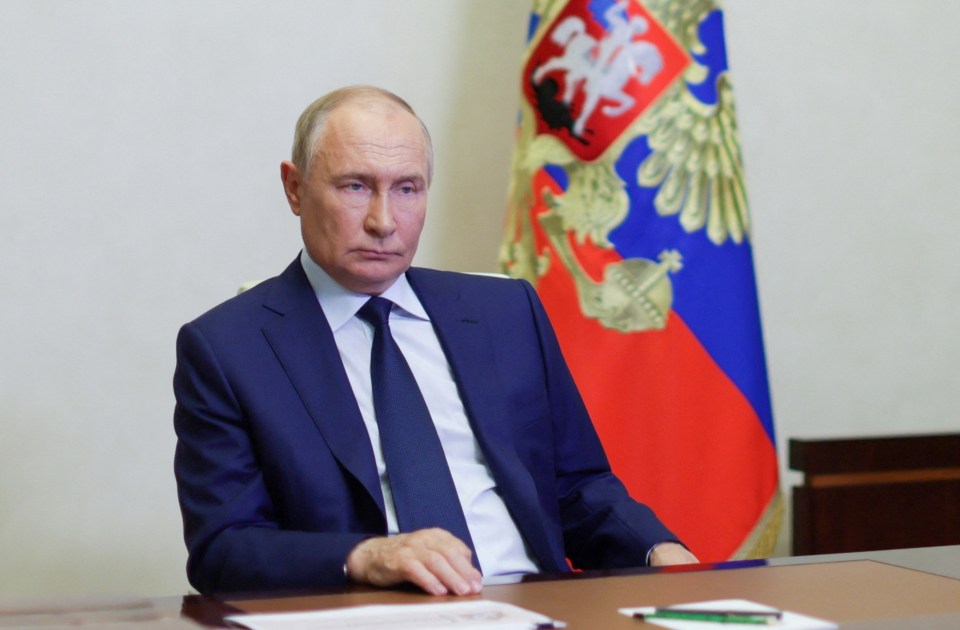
[
  {"xmin": 725, "ymin": 0, "xmax": 960, "ymax": 553},
  {"xmin": 1, "ymin": 0, "xmax": 957, "ymax": 596}
]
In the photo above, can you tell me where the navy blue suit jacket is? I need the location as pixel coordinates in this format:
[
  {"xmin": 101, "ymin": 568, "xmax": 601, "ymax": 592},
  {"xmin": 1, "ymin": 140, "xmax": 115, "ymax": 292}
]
[{"xmin": 173, "ymin": 258, "xmax": 678, "ymax": 593}]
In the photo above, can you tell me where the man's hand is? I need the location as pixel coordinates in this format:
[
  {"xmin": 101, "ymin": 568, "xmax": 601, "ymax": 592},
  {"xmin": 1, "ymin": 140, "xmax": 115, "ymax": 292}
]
[
  {"xmin": 649, "ymin": 542, "xmax": 699, "ymax": 566},
  {"xmin": 345, "ymin": 528, "xmax": 483, "ymax": 596}
]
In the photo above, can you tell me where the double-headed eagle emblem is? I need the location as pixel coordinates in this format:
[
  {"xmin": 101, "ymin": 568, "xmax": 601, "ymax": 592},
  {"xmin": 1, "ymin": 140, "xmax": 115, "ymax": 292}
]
[{"xmin": 501, "ymin": 0, "xmax": 751, "ymax": 333}]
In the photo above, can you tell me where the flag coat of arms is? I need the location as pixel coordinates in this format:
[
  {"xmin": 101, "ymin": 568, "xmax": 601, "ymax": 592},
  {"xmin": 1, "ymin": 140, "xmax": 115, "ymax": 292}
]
[{"xmin": 501, "ymin": 0, "xmax": 781, "ymax": 561}]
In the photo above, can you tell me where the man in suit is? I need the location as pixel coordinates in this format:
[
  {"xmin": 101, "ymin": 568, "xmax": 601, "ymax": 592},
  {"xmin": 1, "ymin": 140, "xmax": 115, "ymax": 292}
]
[{"xmin": 173, "ymin": 85, "xmax": 697, "ymax": 596}]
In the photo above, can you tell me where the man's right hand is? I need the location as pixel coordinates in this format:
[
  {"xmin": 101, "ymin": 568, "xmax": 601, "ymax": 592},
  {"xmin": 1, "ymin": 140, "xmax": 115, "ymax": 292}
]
[{"xmin": 345, "ymin": 528, "xmax": 483, "ymax": 596}]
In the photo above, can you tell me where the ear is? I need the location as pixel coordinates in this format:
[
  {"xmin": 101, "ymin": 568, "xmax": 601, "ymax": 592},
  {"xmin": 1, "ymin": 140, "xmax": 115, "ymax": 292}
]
[{"xmin": 280, "ymin": 160, "xmax": 303, "ymax": 216}]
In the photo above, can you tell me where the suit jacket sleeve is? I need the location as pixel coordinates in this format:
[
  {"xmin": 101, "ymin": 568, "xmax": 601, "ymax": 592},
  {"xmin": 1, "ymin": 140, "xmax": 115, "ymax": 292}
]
[
  {"xmin": 518, "ymin": 280, "xmax": 682, "ymax": 568},
  {"xmin": 173, "ymin": 320, "xmax": 368, "ymax": 594}
]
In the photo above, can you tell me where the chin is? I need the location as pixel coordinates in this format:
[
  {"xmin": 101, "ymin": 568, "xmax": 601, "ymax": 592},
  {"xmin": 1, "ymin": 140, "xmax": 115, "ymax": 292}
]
[
  {"xmin": 338, "ymin": 256, "xmax": 410, "ymax": 292},
  {"xmin": 347, "ymin": 271, "xmax": 405, "ymax": 295}
]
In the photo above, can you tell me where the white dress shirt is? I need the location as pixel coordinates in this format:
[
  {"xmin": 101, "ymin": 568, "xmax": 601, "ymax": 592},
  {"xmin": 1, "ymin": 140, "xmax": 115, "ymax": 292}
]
[{"xmin": 300, "ymin": 251, "xmax": 539, "ymax": 577}]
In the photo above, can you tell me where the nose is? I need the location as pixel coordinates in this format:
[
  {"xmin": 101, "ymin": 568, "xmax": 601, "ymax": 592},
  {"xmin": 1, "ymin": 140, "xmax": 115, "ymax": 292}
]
[{"xmin": 363, "ymin": 193, "xmax": 397, "ymax": 238}]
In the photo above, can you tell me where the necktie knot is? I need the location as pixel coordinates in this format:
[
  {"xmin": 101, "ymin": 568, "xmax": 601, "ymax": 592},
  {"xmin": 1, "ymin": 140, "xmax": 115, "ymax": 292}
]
[{"xmin": 358, "ymin": 296, "xmax": 393, "ymax": 328}]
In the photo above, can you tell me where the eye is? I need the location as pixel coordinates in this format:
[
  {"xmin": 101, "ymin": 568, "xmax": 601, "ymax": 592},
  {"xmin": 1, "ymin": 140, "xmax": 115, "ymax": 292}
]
[
  {"xmin": 399, "ymin": 184, "xmax": 415, "ymax": 194},
  {"xmin": 346, "ymin": 182, "xmax": 365, "ymax": 192}
]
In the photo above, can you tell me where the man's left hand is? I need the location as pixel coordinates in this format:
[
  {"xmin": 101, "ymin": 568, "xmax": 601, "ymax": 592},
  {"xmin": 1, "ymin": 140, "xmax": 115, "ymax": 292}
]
[{"xmin": 649, "ymin": 542, "xmax": 699, "ymax": 566}]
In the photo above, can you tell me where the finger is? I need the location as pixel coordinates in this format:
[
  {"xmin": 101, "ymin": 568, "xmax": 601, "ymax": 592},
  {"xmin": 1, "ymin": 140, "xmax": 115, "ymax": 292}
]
[
  {"xmin": 443, "ymin": 545, "xmax": 483, "ymax": 592},
  {"xmin": 401, "ymin": 556, "xmax": 451, "ymax": 596},
  {"xmin": 392, "ymin": 530, "xmax": 481, "ymax": 596},
  {"xmin": 417, "ymin": 529, "xmax": 483, "ymax": 592},
  {"xmin": 417, "ymin": 548, "xmax": 481, "ymax": 596}
]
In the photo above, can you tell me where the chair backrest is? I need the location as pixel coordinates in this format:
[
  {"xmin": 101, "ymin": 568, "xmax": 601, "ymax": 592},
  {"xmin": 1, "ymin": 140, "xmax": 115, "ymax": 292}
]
[
  {"xmin": 237, "ymin": 272, "xmax": 508, "ymax": 295},
  {"xmin": 790, "ymin": 433, "xmax": 960, "ymax": 555},
  {"xmin": 237, "ymin": 280, "xmax": 263, "ymax": 295}
]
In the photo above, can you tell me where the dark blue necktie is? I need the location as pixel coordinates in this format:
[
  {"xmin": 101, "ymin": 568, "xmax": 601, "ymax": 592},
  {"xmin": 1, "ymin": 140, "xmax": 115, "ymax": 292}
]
[{"xmin": 357, "ymin": 297, "xmax": 479, "ymax": 567}]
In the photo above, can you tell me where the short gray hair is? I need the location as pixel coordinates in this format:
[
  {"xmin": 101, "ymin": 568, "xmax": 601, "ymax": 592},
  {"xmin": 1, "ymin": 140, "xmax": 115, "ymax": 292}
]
[{"xmin": 290, "ymin": 85, "xmax": 434, "ymax": 182}]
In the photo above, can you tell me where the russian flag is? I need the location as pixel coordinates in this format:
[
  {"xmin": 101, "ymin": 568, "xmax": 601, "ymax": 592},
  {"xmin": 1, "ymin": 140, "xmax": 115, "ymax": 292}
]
[{"xmin": 502, "ymin": 0, "xmax": 781, "ymax": 561}]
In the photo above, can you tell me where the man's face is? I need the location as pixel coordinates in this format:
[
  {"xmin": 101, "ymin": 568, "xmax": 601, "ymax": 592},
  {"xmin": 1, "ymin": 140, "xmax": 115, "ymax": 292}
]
[{"xmin": 281, "ymin": 100, "xmax": 429, "ymax": 295}]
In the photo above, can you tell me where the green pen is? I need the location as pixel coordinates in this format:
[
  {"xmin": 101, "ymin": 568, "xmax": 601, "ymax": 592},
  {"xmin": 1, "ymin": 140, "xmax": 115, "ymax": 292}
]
[{"xmin": 634, "ymin": 609, "xmax": 779, "ymax": 624}]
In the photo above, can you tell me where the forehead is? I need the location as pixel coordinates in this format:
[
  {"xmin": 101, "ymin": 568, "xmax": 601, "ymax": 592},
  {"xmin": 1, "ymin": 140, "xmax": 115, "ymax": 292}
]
[{"xmin": 315, "ymin": 100, "xmax": 428, "ymax": 178}]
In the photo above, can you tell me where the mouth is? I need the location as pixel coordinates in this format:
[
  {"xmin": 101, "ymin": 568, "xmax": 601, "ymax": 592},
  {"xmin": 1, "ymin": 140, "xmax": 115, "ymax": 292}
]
[{"xmin": 355, "ymin": 248, "xmax": 398, "ymax": 260}]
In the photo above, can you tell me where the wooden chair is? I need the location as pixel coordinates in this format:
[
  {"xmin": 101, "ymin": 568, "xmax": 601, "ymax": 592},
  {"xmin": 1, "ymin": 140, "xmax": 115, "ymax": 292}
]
[{"xmin": 790, "ymin": 433, "xmax": 960, "ymax": 555}]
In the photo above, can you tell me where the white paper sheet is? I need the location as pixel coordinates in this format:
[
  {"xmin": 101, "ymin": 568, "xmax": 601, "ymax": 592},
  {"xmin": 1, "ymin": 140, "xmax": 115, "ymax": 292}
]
[
  {"xmin": 618, "ymin": 599, "xmax": 836, "ymax": 629},
  {"xmin": 225, "ymin": 600, "xmax": 565, "ymax": 630}
]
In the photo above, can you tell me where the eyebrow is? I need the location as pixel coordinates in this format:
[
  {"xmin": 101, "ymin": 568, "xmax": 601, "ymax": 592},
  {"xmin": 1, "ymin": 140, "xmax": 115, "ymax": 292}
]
[{"xmin": 333, "ymin": 172, "xmax": 427, "ymax": 187}]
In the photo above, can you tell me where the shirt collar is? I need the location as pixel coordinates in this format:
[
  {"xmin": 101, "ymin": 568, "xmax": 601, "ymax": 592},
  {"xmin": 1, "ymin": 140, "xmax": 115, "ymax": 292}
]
[{"xmin": 299, "ymin": 249, "xmax": 429, "ymax": 331}]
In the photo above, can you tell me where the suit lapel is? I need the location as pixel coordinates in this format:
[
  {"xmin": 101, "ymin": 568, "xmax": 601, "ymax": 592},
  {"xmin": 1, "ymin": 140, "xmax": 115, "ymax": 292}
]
[
  {"xmin": 407, "ymin": 269, "xmax": 563, "ymax": 571},
  {"xmin": 260, "ymin": 260, "xmax": 385, "ymax": 518}
]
